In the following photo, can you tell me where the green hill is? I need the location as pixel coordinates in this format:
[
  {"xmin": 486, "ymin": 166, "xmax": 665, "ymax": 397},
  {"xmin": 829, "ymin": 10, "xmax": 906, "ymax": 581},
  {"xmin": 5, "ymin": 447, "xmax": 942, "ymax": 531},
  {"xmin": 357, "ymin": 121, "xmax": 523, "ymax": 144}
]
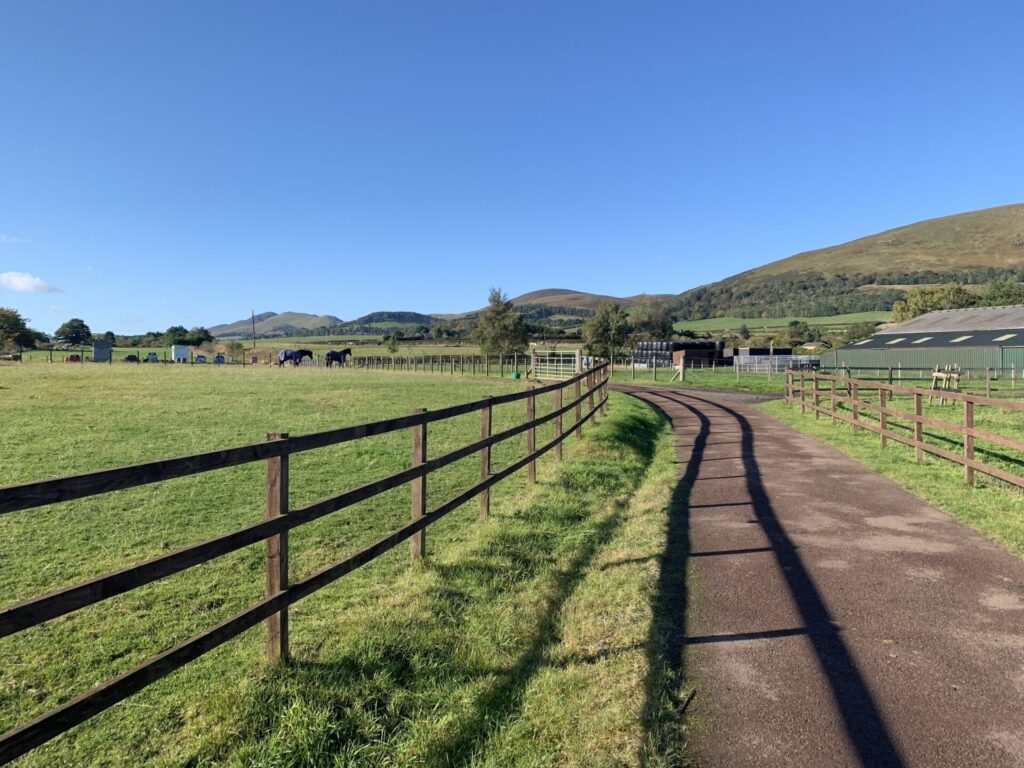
[{"xmin": 668, "ymin": 203, "xmax": 1024, "ymax": 319}]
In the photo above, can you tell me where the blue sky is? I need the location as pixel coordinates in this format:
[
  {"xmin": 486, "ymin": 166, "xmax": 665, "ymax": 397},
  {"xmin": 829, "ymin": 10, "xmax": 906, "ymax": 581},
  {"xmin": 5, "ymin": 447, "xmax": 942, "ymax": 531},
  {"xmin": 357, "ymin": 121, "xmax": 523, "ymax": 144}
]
[{"xmin": 2, "ymin": 1, "xmax": 1022, "ymax": 334}]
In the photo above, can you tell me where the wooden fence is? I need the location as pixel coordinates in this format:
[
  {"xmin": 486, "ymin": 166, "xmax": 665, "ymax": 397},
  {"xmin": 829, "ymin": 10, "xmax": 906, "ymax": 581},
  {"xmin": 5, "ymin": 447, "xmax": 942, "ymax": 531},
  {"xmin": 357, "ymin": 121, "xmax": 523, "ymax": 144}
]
[
  {"xmin": 355, "ymin": 354, "xmax": 531, "ymax": 377},
  {"xmin": 786, "ymin": 369, "xmax": 1024, "ymax": 489},
  {"xmin": 0, "ymin": 363, "xmax": 610, "ymax": 764}
]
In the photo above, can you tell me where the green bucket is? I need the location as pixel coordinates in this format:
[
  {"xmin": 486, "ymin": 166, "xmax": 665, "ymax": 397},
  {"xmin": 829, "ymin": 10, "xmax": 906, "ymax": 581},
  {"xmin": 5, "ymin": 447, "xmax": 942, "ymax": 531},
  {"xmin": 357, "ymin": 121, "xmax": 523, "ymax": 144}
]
[{"xmin": 511, "ymin": 371, "xmax": 521, "ymax": 380}]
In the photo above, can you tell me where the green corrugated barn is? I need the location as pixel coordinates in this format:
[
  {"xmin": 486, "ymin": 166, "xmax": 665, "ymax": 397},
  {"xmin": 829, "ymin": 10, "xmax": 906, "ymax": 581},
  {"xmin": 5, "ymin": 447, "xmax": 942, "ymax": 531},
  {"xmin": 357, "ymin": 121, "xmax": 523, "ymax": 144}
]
[{"xmin": 833, "ymin": 305, "xmax": 1024, "ymax": 371}]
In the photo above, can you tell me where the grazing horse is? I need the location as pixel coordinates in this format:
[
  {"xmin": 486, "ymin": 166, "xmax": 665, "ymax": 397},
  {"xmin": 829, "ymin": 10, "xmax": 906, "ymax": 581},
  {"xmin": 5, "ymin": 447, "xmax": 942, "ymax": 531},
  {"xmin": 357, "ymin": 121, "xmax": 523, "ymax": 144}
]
[
  {"xmin": 277, "ymin": 349, "xmax": 313, "ymax": 367},
  {"xmin": 325, "ymin": 348, "xmax": 352, "ymax": 368}
]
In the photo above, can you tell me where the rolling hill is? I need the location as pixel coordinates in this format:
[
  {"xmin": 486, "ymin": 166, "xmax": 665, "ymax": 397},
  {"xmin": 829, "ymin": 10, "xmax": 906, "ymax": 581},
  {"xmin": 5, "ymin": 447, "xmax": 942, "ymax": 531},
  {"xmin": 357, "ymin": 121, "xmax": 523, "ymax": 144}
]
[
  {"xmin": 208, "ymin": 290, "xmax": 663, "ymax": 338},
  {"xmin": 210, "ymin": 311, "xmax": 344, "ymax": 338},
  {"xmin": 668, "ymin": 203, "xmax": 1024, "ymax": 320}
]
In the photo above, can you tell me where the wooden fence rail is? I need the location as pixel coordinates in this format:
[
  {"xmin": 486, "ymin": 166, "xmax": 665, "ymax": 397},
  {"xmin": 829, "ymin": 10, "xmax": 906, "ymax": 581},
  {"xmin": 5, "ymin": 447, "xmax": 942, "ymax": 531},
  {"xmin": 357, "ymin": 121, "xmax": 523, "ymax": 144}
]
[
  {"xmin": 0, "ymin": 363, "xmax": 610, "ymax": 764},
  {"xmin": 786, "ymin": 369, "xmax": 1024, "ymax": 490}
]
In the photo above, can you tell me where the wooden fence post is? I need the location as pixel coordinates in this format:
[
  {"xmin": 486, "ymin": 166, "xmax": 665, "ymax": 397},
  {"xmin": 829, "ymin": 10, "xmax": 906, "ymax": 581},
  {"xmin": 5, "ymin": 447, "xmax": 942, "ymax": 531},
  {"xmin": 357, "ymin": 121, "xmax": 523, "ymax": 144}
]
[
  {"xmin": 879, "ymin": 388, "xmax": 887, "ymax": 448},
  {"xmin": 785, "ymin": 370, "xmax": 792, "ymax": 402},
  {"xmin": 480, "ymin": 397, "xmax": 491, "ymax": 517},
  {"xmin": 830, "ymin": 378, "xmax": 837, "ymax": 424},
  {"xmin": 914, "ymin": 392, "xmax": 923, "ymax": 463},
  {"xmin": 527, "ymin": 386, "xmax": 536, "ymax": 483},
  {"xmin": 986, "ymin": 368, "xmax": 992, "ymax": 398},
  {"xmin": 588, "ymin": 371, "xmax": 596, "ymax": 420},
  {"xmin": 575, "ymin": 376, "xmax": 583, "ymax": 438},
  {"xmin": 813, "ymin": 376, "xmax": 820, "ymax": 420},
  {"xmin": 799, "ymin": 372, "xmax": 806, "ymax": 413},
  {"xmin": 964, "ymin": 400, "xmax": 974, "ymax": 487},
  {"xmin": 600, "ymin": 366, "xmax": 607, "ymax": 416},
  {"xmin": 410, "ymin": 410, "xmax": 427, "ymax": 561},
  {"xmin": 265, "ymin": 432, "xmax": 289, "ymax": 664},
  {"xmin": 851, "ymin": 382, "xmax": 860, "ymax": 433},
  {"xmin": 554, "ymin": 387, "xmax": 563, "ymax": 461}
]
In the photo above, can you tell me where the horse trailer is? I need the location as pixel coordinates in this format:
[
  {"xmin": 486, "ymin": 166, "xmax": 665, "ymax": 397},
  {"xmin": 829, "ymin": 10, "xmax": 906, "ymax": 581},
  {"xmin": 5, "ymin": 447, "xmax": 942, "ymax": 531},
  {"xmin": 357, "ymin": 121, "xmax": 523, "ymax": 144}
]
[{"xmin": 171, "ymin": 345, "xmax": 190, "ymax": 363}]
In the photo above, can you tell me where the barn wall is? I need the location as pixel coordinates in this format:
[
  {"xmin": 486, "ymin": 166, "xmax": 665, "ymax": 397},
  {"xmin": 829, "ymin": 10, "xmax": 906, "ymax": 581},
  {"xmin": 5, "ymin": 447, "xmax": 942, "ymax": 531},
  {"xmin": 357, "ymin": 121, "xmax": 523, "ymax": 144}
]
[{"xmin": 834, "ymin": 346, "xmax": 1002, "ymax": 370}]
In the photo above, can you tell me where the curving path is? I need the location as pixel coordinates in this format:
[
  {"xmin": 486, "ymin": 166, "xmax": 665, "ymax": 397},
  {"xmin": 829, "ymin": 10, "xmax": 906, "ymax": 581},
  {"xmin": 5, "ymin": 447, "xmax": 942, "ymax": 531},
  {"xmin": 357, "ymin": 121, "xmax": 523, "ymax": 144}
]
[{"xmin": 620, "ymin": 385, "xmax": 1024, "ymax": 768}]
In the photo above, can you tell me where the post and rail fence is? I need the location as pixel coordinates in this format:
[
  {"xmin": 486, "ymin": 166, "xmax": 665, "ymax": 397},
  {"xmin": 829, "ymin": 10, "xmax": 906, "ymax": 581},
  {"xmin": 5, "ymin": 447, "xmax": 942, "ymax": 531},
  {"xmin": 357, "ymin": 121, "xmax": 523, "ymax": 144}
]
[
  {"xmin": 0, "ymin": 363, "xmax": 610, "ymax": 764},
  {"xmin": 786, "ymin": 369, "xmax": 1024, "ymax": 490}
]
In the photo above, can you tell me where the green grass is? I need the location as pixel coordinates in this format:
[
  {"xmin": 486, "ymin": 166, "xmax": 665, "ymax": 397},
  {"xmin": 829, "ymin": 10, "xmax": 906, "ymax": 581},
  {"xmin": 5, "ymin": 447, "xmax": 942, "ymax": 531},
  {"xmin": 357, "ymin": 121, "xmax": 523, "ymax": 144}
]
[
  {"xmin": 762, "ymin": 397, "xmax": 1024, "ymax": 558},
  {"xmin": 609, "ymin": 366, "xmax": 788, "ymax": 395},
  {"xmin": 673, "ymin": 311, "xmax": 890, "ymax": 334},
  {"xmin": 0, "ymin": 366, "xmax": 687, "ymax": 765}
]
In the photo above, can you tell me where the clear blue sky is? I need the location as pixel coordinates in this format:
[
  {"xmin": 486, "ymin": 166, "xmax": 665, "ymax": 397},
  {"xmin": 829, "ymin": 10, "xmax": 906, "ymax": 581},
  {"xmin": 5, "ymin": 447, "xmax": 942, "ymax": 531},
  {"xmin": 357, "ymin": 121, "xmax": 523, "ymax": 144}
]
[{"xmin": 2, "ymin": 1, "xmax": 1022, "ymax": 334}]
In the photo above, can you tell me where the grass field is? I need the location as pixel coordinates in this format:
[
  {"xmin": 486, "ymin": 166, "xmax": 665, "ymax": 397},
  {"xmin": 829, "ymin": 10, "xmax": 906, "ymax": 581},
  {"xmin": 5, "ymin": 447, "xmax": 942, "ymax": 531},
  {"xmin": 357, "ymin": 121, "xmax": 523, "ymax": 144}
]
[
  {"xmin": 673, "ymin": 311, "xmax": 891, "ymax": 335},
  {"xmin": 0, "ymin": 365, "xmax": 687, "ymax": 766},
  {"xmin": 762, "ymin": 397, "xmax": 1024, "ymax": 558},
  {"xmin": 609, "ymin": 366, "xmax": 788, "ymax": 395}
]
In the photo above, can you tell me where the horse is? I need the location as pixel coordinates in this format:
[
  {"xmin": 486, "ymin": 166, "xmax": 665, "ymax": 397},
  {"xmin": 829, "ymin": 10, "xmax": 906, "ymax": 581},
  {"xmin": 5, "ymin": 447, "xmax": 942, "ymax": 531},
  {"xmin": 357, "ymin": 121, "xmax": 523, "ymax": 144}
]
[
  {"xmin": 277, "ymin": 349, "xmax": 314, "ymax": 367},
  {"xmin": 325, "ymin": 348, "xmax": 352, "ymax": 368}
]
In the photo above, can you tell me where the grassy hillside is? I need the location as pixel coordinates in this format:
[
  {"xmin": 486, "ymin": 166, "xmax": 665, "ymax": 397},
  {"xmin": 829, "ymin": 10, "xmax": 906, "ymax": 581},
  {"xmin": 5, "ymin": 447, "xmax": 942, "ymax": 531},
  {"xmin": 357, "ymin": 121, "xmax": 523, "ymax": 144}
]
[
  {"xmin": 674, "ymin": 311, "xmax": 891, "ymax": 334},
  {"xmin": 668, "ymin": 203, "xmax": 1024, "ymax": 320},
  {"xmin": 753, "ymin": 203, "xmax": 1024, "ymax": 278},
  {"xmin": 211, "ymin": 311, "xmax": 344, "ymax": 338},
  {"xmin": 508, "ymin": 288, "xmax": 672, "ymax": 311}
]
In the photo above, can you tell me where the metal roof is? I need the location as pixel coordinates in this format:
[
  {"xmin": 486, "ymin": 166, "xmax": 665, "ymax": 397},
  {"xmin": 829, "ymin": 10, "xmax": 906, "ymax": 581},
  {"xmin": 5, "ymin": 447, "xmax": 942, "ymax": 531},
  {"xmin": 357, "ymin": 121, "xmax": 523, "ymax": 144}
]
[
  {"xmin": 876, "ymin": 305, "xmax": 1024, "ymax": 334},
  {"xmin": 841, "ymin": 329, "xmax": 1024, "ymax": 350}
]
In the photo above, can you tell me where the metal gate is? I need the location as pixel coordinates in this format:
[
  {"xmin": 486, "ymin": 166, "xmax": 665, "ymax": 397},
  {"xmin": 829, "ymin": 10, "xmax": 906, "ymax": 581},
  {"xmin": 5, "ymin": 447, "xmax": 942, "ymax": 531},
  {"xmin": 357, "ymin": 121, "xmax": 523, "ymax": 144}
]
[{"xmin": 531, "ymin": 349, "xmax": 581, "ymax": 380}]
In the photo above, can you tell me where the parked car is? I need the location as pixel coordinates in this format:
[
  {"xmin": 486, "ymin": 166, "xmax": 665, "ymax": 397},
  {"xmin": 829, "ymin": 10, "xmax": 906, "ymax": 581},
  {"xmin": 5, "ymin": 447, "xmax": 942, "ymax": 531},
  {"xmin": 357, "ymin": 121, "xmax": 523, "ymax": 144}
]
[
  {"xmin": 124, "ymin": 354, "xmax": 140, "ymax": 363},
  {"xmin": 144, "ymin": 352, "xmax": 159, "ymax": 363},
  {"xmin": 65, "ymin": 354, "xmax": 82, "ymax": 363},
  {"xmin": 195, "ymin": 354, "xmax": 207, "ymax": 364},
  {"xmin": 213, "ymin": 354, "xmax": 225, "ymax": 364}
]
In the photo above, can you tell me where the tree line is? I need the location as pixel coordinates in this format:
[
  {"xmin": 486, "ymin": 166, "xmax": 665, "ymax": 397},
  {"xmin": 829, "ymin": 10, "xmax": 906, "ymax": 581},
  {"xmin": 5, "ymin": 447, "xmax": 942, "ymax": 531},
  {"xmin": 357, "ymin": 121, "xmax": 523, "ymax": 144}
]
[{"xmin": 0, "ymin": 309, "xmax": 216, "ymax": 352}]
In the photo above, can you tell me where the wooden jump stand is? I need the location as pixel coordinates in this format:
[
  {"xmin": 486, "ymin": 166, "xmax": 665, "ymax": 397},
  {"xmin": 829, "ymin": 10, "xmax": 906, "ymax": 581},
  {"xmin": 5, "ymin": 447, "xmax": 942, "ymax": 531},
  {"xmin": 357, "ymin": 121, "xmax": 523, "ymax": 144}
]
[{"xmin": 929, "ymin": 364, "xmax": 961, "ymax": 405}]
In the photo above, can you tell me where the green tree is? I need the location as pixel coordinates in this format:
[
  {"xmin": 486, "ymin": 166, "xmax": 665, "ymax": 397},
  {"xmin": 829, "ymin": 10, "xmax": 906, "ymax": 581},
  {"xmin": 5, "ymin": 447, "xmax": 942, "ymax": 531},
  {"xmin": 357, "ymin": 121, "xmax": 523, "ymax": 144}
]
[
  {"xmin": 54, "ymin": 317, "xmax": 92, "ymax": 346},
  {"xmin": 891, "ymin": 285, "xmax": 977, "ymax": 321},
  {"xmin": 385, "ymin": 330, "xmax": 402, "ymax": 353},
  {"xmin": 738, "ymin": 323, "xmax": 751, "ymax": 340},
  {"xmin": 844, "ymin": 321, "xmax": 878, "ymax": 343},
  {"xmin": 186, "ymin": 326, "xmax": 214, "ymax": 346},
  {"xmin": 582, "ymin": 302, "xmax": 632, "ymax": 359},
  {"xmin": 980, "ymin": 279, "xmax": 1024, "ymax": 307},
  {"xmin": 101, "ymin": 330, "xmax": 116, "ymax": 344},
  {"xmin": 630, "ymin": 301, "xmax": 674, "ymax": 340},
  {"xmin": 227, "ymin": 340, "xmax": 246, "ymax": 360},
  {"xmin": 473, "ymin": 288, "xmax": 528, "ymax": 356},
  {"xmin": 163, "ymin": 325, "xmax": 189, "ymax": 345},
  {"xmin": 0, "ymin": 307, "xmax": 31, "ymax": 351}
]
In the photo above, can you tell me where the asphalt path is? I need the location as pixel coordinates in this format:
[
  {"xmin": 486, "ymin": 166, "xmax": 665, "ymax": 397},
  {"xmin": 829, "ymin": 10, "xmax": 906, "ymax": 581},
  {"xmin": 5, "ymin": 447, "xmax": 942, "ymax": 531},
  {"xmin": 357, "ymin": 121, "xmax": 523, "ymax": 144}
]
[{"xmin": 619, "ymin": 385, "xmax": 1024, "ymax": 768}]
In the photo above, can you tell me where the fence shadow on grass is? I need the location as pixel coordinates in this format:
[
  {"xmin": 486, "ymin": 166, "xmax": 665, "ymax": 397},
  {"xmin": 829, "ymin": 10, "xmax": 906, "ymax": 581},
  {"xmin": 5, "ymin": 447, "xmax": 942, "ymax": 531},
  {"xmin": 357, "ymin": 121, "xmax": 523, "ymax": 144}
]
[
  {"xmin": 632, "ymin": 388, "xmax": 905, "ymax": 768},
  {"xmin": 201, "ymin": 402, "xmax": 665, "ymax": 766}
]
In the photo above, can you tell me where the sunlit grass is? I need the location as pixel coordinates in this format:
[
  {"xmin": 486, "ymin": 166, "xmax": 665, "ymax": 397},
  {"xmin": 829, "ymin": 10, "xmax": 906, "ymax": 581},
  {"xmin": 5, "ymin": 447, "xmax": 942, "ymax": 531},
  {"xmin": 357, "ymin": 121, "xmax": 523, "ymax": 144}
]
[{"xmin": 1, "ymin": 366, "xmax": 685, "ymax": 766}]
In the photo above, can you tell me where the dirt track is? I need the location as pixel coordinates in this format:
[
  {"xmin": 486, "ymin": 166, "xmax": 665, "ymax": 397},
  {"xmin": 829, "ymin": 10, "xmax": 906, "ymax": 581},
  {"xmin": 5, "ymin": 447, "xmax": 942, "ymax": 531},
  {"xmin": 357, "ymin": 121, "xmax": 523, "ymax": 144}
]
[{"xmin": 620, "ymin": 385, "xmax": 1024, "ymax": 768}]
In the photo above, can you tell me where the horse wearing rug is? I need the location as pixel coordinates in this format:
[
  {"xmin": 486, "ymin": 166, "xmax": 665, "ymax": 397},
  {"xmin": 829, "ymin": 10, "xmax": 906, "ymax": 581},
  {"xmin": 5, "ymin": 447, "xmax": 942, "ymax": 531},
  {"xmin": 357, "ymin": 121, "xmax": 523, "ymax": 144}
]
[
  {"xmin": 277, "ymin": 349, "xmax": 313, "ymax": 367},
  {"xmin": 325, "ymin": 348, "xmax": 352, "ymax": 368}
]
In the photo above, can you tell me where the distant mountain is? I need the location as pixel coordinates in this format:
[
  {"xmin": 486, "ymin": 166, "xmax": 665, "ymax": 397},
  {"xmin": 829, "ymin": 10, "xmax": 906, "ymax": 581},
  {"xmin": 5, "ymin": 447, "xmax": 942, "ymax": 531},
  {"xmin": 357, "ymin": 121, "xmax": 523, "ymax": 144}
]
[
  {"xmin": 667, "ymin": 203, "xmax": 1024, "ymax": 320},
  {"xmin": 211, "ymin": 290, "xmax": 669, "ymax": 338},
  {"xmin": 507, "ymin": 288, "xmax": 672, "ymax": 311},
  {"xmin": 210, "ymin": 311, "xmax": 344, "ymax": 338},
  {"xmin": 352, "ymin": 311, "xmax": 434, "ymax": 326},
  {"xmin": 434, "ymin": 288, "xmax": 673, "ymax": 320}
]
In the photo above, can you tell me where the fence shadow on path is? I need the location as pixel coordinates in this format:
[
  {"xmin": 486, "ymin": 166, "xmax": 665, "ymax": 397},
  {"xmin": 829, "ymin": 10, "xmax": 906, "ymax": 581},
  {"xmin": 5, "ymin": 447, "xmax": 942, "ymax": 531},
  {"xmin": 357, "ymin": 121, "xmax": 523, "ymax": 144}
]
[{"xmin": 634, "ymin": 389, "xmax": 905, "ymax": 768}]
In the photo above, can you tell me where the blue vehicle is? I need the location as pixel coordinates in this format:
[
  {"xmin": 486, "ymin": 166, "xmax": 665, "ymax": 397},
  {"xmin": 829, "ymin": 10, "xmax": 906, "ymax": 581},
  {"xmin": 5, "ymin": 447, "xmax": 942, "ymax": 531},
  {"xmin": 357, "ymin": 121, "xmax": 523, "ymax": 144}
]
[{"xmin": 195, "ymin": 354, "xmax": 207, "ymax": 364}]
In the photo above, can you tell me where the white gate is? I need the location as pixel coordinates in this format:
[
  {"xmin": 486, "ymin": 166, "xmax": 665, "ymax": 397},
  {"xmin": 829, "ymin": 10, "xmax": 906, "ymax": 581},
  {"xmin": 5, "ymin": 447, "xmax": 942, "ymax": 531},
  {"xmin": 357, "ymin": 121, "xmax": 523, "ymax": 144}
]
[{"xmin": 531, "ymin": 349, "xmax": 581, "ymax": 380}]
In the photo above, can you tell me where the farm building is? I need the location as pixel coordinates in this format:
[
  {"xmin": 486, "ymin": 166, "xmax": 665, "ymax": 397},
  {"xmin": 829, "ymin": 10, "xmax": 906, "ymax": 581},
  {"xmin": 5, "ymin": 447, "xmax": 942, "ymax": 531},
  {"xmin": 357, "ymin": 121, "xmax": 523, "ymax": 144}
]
[{"xmin": 833, "ymin": 305, "xmax": 1024, "ymax": 371}]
